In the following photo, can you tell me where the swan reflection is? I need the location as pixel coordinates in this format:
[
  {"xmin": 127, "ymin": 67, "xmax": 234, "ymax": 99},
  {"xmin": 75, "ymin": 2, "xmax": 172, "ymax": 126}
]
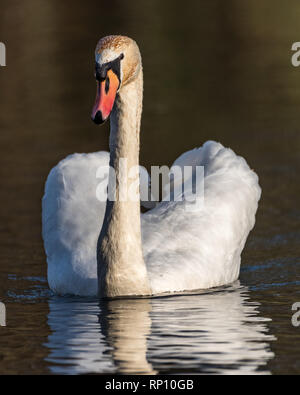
[{"xmin": 45, "ymin": 283, "xmax": 275, "ymax": 374}]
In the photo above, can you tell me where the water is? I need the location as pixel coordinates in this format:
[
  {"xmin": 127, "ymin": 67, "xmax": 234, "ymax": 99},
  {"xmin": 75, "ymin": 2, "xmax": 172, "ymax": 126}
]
[
  {"xmin": 0, "ymin": 0, "xmax": 300, "ymax": 374},
  {"xmin": 0, "ymin": 283, "xmax": 276, "ymax": 375}
]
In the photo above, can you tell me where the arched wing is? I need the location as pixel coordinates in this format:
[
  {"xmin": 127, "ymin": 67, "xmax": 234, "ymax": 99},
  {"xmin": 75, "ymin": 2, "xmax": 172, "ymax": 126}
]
[
  {"xmin": 141, "ymin": 141, "xmax": 261, "ymax": 294},
  {"xmin": 42, "ymin": 151, "xmax": 110, "ymax": 295}
]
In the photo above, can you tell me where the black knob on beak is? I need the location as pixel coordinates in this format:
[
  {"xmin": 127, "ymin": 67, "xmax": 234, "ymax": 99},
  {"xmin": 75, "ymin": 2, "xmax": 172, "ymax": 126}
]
[{"xmin": 92, "ymin": 110, "xmax": 105, "ymax": 125}]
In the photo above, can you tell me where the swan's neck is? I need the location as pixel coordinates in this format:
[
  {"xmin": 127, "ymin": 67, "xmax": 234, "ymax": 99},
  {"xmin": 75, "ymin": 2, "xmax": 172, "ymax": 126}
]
[{"xmin": 97, "ymin": 68, "xmax": 151, "ymax": 297}]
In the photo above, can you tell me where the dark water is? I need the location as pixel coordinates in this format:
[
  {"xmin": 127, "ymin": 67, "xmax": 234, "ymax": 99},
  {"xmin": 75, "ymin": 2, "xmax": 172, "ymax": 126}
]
[{"xmin": 0, "ymin": 0, "xmax": 299, "ymax": 374}]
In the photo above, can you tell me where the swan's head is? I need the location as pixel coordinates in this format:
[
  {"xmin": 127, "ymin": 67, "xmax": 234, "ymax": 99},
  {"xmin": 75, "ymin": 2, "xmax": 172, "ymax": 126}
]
[{"xmin": 91, "ymin": 35, "xmax": 141, "ymax": 124}]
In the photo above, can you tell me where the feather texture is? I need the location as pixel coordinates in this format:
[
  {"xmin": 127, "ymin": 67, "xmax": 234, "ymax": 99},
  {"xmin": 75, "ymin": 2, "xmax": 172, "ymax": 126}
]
[{"xmin": 42, "ymin": 141, "xmax": 261, "ymax": 296}]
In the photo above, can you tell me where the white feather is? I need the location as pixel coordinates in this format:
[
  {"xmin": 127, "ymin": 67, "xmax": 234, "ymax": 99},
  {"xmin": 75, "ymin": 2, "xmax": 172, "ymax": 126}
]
[{"xmin": 42, "ymin": 141, "xmax": 261, "ymax": 296}]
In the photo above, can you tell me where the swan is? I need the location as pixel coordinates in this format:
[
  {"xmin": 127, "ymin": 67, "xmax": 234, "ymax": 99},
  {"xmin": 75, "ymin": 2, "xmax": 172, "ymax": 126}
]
[{"xmin": 42, "ymin": 35, "xmax": 261, "ymax": 297}]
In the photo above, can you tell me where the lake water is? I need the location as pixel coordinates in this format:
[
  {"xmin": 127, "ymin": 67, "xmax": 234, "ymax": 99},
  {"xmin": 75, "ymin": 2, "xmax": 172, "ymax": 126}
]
[{"xmin": 0, "ymin": 0, "xmax": 299, "ymax": 374}]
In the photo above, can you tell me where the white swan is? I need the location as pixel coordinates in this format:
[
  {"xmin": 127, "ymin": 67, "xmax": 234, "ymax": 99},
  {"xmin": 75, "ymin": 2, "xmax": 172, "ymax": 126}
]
[{"xmin": 42, "ymin": 35, "xmax": 261, "ymax": 297}]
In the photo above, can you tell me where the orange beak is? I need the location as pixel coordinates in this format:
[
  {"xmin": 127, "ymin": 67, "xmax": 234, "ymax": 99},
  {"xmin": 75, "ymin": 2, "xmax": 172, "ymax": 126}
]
[{"xmin": 91, "ymin": 69, "xmax": 120, "ymax": 124}]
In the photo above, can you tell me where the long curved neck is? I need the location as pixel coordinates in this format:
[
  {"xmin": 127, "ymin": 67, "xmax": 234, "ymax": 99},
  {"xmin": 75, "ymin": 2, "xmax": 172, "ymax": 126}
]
[{"xmin": 97, "ymin": 67, "xmax": 151, "ymax": 297}]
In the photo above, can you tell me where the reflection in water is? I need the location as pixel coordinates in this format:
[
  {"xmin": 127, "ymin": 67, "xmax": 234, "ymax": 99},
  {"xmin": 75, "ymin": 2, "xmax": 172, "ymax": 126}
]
[
  {"xmin": 45, "ymin": 297, "xmax": 112, "ymax": 374},
  {"xmin": 149, "ymin": 285, "xmax": 275, "ymax": 374},
  {"xmin": 45, "ymin": 283, "xmax": 275, "ymax": 374},
  {"xmin": 99, "ymin": 299, "xmax": 156, "ymax": 374}
]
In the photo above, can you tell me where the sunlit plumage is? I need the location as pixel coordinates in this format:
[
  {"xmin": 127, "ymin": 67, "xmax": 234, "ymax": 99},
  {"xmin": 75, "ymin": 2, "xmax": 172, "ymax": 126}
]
[{"xmin": 43, "ymin": 140, "xmax": 261, "ymax": 296}]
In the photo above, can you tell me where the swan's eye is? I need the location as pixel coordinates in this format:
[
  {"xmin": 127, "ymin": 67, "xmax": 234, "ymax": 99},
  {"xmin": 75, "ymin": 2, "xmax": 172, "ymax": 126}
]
[{"xmin": 105, "ymin": 76, "xmax": 110, "ymax": 94}]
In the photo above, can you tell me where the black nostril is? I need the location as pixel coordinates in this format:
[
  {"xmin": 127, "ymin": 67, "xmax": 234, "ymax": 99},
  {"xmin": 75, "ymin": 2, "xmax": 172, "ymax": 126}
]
[{"xmin": 92, "ymin": 110, "xmax": 105, "ymax": 125}]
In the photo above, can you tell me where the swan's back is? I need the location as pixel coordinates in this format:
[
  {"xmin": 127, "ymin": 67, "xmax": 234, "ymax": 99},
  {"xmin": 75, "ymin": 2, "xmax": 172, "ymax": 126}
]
[
  {"xmin": 43, "ymin": 141, "xmax": 261, "ymax": 296},
  {"xmin": 142, "ymin": 141, "xmax": 261, "ymax": 294},
  {"xmin": 42, "ymin": 152, "xmax": 109, "ymax": 296}
]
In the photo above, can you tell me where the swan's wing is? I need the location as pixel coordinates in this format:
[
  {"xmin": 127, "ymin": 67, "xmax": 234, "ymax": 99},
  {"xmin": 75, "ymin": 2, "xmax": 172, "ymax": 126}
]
[
  {"xmin": 42, "ymin": 151, "xmax": 110, "ymax": 296},
  {"xmin": 42, "ymin": 152, "xmax": 157, "ymax": 296},
  {"xmin": 141, "ymin": 141, "xmax": 261, "ymax": 294}
]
